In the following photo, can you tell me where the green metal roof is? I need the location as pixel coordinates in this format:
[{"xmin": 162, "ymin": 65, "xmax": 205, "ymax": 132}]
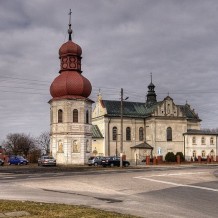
[
  {"xmin": 178, "ymin": 104, "xmax": 200, "ymax": 120},
  {"xmin": 101, "ymin": 100, "xmax": 200, "ymax": 121},
  {"xmin": 92, "ymin": 125, "xmax": 103, "ymax": 138},
  {"xmin": 102, "ymin": 100, "xmax": 159, "ymax": 118}
]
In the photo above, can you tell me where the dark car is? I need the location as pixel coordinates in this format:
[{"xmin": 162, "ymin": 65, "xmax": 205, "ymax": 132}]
[
  {"xmin": 38, "ymin": 156, "xmax": 56, "ymax": 166},
  {"xmin": 101, "ymin": 156, "xmax": 130, "ymax": 167},
  {"xmin": 88, "ymin": 156, "xmax": 104, "ymax": 166},
  {"xmin": 0, "ymin": 158, "xmax": 4, "ymax": 166},
  {"xmin": 8, "ymin": 156, "xmax": 28, "ymax": 165}
]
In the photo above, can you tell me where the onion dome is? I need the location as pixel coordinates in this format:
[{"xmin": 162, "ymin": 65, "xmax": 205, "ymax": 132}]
[
  {"xmin": 59, "ymin": 41, "xmax": 82, "ymax": 57},
  {"xmin": 50, "ymin": 11, "xmax": 92, "ymax": 99},
  {"xmin": 50, "ymin": 71, "xmax": 92, "ymax": 98}
]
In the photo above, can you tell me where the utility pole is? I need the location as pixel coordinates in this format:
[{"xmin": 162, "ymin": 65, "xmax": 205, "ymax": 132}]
[{"xmin": 120, "ymin": 88, "xmax": 124, "ymax": 167}]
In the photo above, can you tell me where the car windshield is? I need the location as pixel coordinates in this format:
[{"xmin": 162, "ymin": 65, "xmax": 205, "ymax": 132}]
[
  {"xmin": 43, "ymin": 156, "xmax": 54, "ymax": 159},
  {"xmin": 16, "ymin": 156, "xmax": 25, "ymax": 160},
  {"xmin": 88, "ymin": 157, "xmax": 95, "ymax": 160}
]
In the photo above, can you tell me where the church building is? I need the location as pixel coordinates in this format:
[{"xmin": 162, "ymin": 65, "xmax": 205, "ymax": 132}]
[
  {"xmin": 49, "ymin": 13, "xmax": 93, "ymax": 164},
  {"xmin": 92, "ymin": 79, "xmax": 203, "ymax": 163}
]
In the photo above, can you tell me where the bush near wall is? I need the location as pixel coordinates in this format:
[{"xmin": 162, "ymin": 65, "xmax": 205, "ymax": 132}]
[
  {"xmin": 175, "ymin": 152, "xmax": 185, "ymax": 162},
  {"xmin": 165, "ymin": 152, "xmax": 176, "ymax": 162}
]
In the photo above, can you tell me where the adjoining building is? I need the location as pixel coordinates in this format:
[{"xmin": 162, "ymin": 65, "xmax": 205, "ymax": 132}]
[
  {"xmin": 92, "ymin": 79, "xmax": 205, "ymax": 163},
  {"xmin": 184, "ymin": 129, "xmax": 218, "ymax": 161}
]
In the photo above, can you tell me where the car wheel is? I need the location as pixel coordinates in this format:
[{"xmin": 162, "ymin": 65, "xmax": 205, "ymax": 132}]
[
  {"xmin": 124, "ymin": 163, "xmax": 129, "ymax": 167},
  {"xmin": 110, "ymin": 163, "xmax": 114, "ymax": 167},
  {"xmin": 94, "ymin": 162, "xmax": 98, "ymax": 166},
  {"xmin": 8, "ymin": 162, "xmax": 11, "ymax": 165}
]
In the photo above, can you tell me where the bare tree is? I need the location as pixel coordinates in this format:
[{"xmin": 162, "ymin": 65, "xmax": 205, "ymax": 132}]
[
  {"xmin": 36, "ymin": 131, "xmax": 50, "ymax": 155},
  {"xmin": 2, "ymin": 133, "xmax": 36, "ymax": 156}
]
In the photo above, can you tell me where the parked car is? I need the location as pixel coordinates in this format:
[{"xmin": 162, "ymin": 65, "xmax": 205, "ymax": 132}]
[
  {"xmin": 88, "ymin": 156, "xmax": 104, "ymax": 166},
  {"xmin": 8, "ymin": 156, "xmax": 28, "ymax": 165},
  {"xmin": 101, "ymin": 156, "xmax": 130, "ymax": 167},
  {"xmin": 38, "ymin": 156, "xmax": 56, "ymax": 166},
  {"xmin": 0, "ymin": 158, "xmax": 4, "ymax": 166}
]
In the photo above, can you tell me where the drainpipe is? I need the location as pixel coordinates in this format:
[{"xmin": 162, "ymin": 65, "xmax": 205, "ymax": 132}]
[
  {"xmin": 108, "ymin": 118, "xmax": 111, "ymax": 156},
  {"xmin": 183, "ymin": 134, "xmax": 186, "ymax": 161}
]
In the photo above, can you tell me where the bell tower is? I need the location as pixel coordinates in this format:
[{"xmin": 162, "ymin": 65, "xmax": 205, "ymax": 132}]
[{"xmin": 49, "ymin": 10, "xmax": 93, "ymax": 164}]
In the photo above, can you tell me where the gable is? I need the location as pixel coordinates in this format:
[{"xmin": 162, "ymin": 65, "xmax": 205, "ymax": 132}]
[{"xmin": 154, "ymin": 96, "xmax": 183, "ymax": 117}]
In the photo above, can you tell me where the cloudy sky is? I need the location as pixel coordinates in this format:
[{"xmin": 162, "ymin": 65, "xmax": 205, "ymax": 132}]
[{"xmin": 0, "ymin": 0, "xmax": 218, "ymax": 141}]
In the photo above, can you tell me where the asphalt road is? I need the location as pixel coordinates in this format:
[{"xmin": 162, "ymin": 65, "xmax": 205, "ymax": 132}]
[{"xmin": 0, "ymin": 165, "xmax": 218, "ymax": 218}]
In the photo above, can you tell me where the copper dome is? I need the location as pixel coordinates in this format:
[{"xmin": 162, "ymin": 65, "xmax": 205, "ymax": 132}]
[
  {"xmin": 50, "ymin": 71, "xmax": 92, "ymax": 98},
  {"xmin": 59, "ymin": 41, "xmax": 82, "ymax": 57}
]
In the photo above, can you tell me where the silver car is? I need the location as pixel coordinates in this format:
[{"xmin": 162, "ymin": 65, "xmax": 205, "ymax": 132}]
[
  {"xmin": 88, "ymin": 156, "xmax": 104, "ymax": 166},
  {"xmin": 38, "ymin": 156, "xmax": 56, "ymax": 166}
]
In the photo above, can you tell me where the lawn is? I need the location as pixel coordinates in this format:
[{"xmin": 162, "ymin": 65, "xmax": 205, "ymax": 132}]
[{"xmin": 0, "ymin": 200, "xmax": 139, "ymax": 218}]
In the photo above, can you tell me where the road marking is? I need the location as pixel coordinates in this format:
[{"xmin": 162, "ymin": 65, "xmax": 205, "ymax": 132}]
[
  {"xmin": 1, "ymin": 177, "xmax": 15, "ymax": 179},
  {"xmin": 145, "ymin": 172, "xmax": 206, "ymax": 177},
  {"xmin": 134, "ymin": 176, "xmax": 218, "ymax": 192}
]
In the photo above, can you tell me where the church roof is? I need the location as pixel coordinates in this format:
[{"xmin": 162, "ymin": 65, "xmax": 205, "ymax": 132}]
[
  {"xmin": 101, "ymin": 100, "xmax": 200, "ymax": 120},
  {"xmin": 131, "ymin": 142, "xmax": 153, "ymax": 149},
  {"xmin": 92, "ymin": 125, "xmax": 104, "ymax": 138},
  {"xmin": 101, "ymin": 100, "xmax": 159, "ymax": 118},
  {"xmin": 178, "ymin": 105, "xmax": 200, "ymax": 120}
]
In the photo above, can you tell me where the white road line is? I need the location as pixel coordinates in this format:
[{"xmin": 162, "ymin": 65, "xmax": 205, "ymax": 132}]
[
  {"xmin": 134, "ymin": 176, "xmax": 218, "ymax": 192},
  {"xmin": 1, "ymin": 177, "xmax": 15, "ymax": 179},
  {"xmin": 145, "ymin": 172, "xmax": 206, "ymax": 177}
]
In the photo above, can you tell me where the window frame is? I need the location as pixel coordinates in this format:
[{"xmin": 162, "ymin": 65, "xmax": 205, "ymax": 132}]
[
  {"xmin": 73, "ymin": 109, "xmax": 78, "ymax": 123},
  {"xmin": 112, "ymin": 127, "xmax": 117, "ymax": 141},
  {"xmin": 139, "ymin": 127, "xmax": 144, "ymax": 141},
  {"xmin": 126, "ymin": 127, "xmax": 131, "ymax": 141},
  {"xmin": 58, "ymin": 109, "xmax": 63, "ymax": 123},
  {"xmin": 166, "ymin": 127, "xmax": 172, "ymax": 141}
]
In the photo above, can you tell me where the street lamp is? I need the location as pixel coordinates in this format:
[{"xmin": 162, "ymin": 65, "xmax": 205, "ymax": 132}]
[{"xmin": 120, "ymin": 88, "xmax": 129, "ymax": 167}]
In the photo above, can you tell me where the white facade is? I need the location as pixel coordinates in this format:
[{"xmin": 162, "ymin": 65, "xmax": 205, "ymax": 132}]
[
  {"xmin": 184, "ymin": 133, "xmax": 217, "ymax": 161},
  {"xmin": 92, "ymin": 94, "xmax": 202, "ymax": 162},
  {"xmin": 50, "ymin": 98, "xmax": 92, "ymax": 164}
]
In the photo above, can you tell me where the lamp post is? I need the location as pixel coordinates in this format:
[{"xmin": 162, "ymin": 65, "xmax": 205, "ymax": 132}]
[
  {"xmin": 116, "ymin": 133, "xmax": 121, "ymax": 157},
  {"xmin": 120, "ymin": 88, "xmax": 128, "ymax": 167}
]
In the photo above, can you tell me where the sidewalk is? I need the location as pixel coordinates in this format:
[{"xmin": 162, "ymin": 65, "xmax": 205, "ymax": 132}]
[{"xmin": 0, "ymin": 211, "xmax": 30, "ymax": 217}]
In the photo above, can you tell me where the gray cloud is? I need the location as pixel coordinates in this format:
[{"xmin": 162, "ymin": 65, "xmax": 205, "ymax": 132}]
[{"xmin": 0, "ymin": 0, "xmax": 218, "ymax": 141}]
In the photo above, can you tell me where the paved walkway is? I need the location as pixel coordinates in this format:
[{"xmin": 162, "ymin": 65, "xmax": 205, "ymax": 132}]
[{"xmin": 0, "ymin": 211, "xmax": 30, "ymax": 217}]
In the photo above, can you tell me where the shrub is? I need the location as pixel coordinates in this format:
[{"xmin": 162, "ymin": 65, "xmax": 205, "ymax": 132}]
[
  {"xmin": 165, "ymin": 152, "xmax": 176, "ymax": 162},
  {"xmin": 175, "ymin": 152, "xmax": 185, "ymax": 162}
]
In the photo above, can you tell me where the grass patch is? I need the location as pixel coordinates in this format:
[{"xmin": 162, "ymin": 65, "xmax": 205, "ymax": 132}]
[{"xmin": 0, "ymin": 200, "xmax": 139, "ymax": 218}]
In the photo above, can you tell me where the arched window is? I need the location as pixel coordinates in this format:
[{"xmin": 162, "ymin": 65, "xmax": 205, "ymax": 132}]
[
  {"xmin": 126, "ymin": 127, "xmax": 131, "ymax": 141},
  {"xmin": 210, "ymin": 137, "xmax": 214, "ymax": 145},
  {"xmin": 201, "ymin": 137, "xmax": 205, "ymax": 144},
  {"xmin": 139, "ymin": 127, "xmax": 144, "ymax": 141},
  {"xmin": 166, "ymin": 127, "xmax": 172, "ymax": 141},
  {"xmin": 86, "ymin": 110, "xmax": 89, "ymax": 124},
  {"xmin": 73, "ymin": 109, "xmax": 78, "ymax": 123},
  {"xmin": 192, "ymin": 137, "xmax": 196, "ymax": 144},
  {"xmin": 112, "ymin": 127, "xmax": 117, "ymax": 141},
  {"xmin": 202, "ymin": 150, "xmax": 206, "ymax": 158},
  {"xmin": 193, "ymin": 150, "xmax": 196, "ymax": 158},
  {"xmin": 58, "ymin": 109, "xmax": 63, "ymax": 123}
]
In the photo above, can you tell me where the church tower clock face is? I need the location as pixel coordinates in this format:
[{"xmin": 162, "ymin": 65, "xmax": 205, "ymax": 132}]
[{"xmin": 49, "ymin": 10, "xmax": 93, "ymax": 165}]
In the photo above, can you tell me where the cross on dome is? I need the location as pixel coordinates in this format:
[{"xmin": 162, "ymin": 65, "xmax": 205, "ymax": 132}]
[{"xmin": 68, "ymin": 9, "xmax": 73, "ymax": 41}]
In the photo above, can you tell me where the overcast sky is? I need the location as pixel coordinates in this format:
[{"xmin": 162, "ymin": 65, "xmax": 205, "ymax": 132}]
[{"xmin": 0, "ymin": 0, "xmax": 218, "ymax": 141}]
